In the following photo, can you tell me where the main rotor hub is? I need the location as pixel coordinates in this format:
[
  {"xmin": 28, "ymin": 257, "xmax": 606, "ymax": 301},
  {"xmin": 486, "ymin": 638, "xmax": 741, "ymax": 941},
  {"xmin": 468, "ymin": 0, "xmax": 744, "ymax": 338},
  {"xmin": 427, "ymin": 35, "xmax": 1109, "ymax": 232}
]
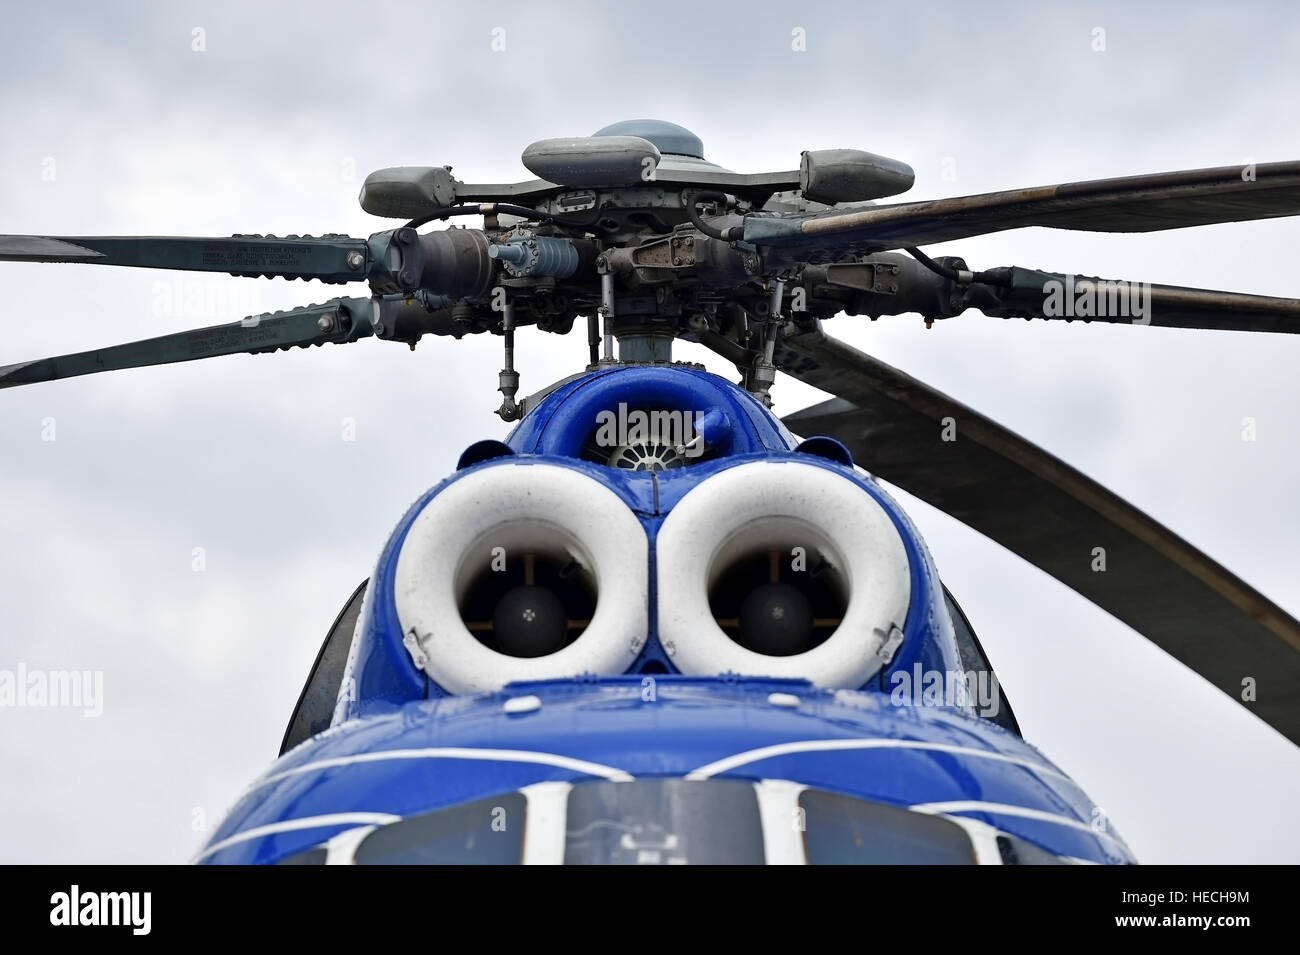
[{"xmin": 591, "ymin": 120, "xmax": 705, "ymax": 159}]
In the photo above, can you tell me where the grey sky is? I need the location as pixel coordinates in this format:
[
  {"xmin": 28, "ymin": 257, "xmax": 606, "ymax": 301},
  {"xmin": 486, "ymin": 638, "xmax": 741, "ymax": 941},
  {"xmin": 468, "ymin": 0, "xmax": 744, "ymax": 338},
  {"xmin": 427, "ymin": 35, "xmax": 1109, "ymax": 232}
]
[{"xmin": 1, "ymin": 0, "xmax": 1297, "ymax": 863}]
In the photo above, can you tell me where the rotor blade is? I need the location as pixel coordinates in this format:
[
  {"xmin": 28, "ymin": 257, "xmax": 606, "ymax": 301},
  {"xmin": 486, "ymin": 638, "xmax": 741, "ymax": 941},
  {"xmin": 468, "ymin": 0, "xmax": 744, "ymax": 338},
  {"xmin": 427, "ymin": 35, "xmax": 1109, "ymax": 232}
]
[
  {"xmin": 0, "ymin": 234, "xmax": 373, "ymax": 284},
  {"xmin": 746, "ymin": 161, "xmax": 1300, "ymax": 254},
  {"xmin": 0, "ymin": 297, "xmax": 374, "ymax": 389},
  {"xmin": 968, "ymin": 267, "xmax": 1300, "ymax": 334},
  {"xmin": 807, "ymin": 252, "xmax": 1300, "ymax": 334},
  {"xmin": 777, "ymin": 325, "xmax": 1300, "ymax": 745}
]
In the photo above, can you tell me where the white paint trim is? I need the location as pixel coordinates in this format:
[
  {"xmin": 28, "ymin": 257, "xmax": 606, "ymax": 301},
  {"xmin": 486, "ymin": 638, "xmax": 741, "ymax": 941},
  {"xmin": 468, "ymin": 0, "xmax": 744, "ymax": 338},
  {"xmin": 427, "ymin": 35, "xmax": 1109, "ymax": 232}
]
[
  {"xmin": 252, "ymin": 746, "xmax": 634, "ymax": 792},
  {"xmin": 753, "ymin": 779, "xmax": 808, "ymax": 865},
  {"xmin": 324, "ymin": 825, "xmax": 379, "ymax": 865},
  {"xmin": 940, "ymin": 815, "xmax": 1004, "ymax": 865},
  {"xmin": 686, "ymin": 737, "xmax": 1073, "ymax": 784},
  {"xmin": 520, "ymin": 781, "xmax": 572, "ymax": 865},
  {"xmin": 910, "ymin": 800, "xmax": 1126, "ymax": 847},
  {"xmin": 194, "ymin": 812, "xmax": 400, "ymax": 863}
]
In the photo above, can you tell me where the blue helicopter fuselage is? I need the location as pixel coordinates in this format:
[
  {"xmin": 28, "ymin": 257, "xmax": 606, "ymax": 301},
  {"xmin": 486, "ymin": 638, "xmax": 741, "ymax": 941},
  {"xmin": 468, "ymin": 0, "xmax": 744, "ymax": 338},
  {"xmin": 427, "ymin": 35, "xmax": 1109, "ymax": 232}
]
[{"xmin": 198, "ymin": 364, "xmax": 1135, "ymax": 865}]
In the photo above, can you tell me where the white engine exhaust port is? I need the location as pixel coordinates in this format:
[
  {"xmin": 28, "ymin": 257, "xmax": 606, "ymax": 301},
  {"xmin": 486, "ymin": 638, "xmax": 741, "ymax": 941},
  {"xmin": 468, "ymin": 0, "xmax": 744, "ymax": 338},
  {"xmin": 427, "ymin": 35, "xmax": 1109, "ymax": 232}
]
[
  {"xmin": 656, "ymin": 460, "xmax": 911, "ymax": 688},
  {"xmin": 393, "ymin": 463, "xmax": 649, "ymax": 694}
]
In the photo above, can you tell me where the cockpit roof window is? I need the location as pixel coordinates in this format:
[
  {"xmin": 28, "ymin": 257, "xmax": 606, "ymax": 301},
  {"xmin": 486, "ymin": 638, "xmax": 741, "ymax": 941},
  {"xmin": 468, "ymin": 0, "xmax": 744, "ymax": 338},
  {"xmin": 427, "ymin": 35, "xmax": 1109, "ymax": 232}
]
[
  {"xmin": 564, "ymin": 779, "xmax": 763, "ymax": 865},
  {"xmin": 799, "ymin": 788, "xmax": 974, "ymax": 864},
  {"xmin": 273, "ymin": 781, "xmax": 1088, "ymax": 865},
  {"xmin": 355, "ymin": 793, "xmax": 526, "ymax": 865}
]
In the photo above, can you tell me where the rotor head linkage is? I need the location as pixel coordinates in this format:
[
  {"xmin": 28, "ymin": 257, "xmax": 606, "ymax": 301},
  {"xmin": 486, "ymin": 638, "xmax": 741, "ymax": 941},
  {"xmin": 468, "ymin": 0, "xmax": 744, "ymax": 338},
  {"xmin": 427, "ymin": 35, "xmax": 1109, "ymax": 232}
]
[
  {"xmin": 496, "ymin": 294, "xmax": 521, "ymax": 421},
  {"xmin": 586, "ymin": 313, "xmax": 600, "ymax": 365},
  {"xmin": 768, "ymin": 279, "xmax": 786, "ymax": 322},
  {"xmin": 598, "ymin": 268, "xmax": 617, "ymax": 364},
  {"xmin": 739, "ymin": 281, "xmax": 788, "ymax": 407}
]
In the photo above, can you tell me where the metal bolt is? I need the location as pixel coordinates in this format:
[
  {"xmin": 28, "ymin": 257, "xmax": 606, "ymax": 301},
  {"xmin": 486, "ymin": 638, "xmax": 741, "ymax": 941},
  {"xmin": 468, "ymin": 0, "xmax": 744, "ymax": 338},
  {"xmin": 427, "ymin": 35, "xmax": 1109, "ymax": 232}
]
[
  {"xmin": 317, "ymin": 314, "xmax": 335, "ymax": 332},
  {"xmin": 346, "ymin": 251, "xmax": 365, "ymax": 270}
]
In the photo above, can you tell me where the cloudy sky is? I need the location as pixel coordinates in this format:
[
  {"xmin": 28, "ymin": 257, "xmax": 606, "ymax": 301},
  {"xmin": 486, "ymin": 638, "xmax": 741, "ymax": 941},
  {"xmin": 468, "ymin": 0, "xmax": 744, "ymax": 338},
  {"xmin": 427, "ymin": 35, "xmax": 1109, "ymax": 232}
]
[{"xmin": 1, "ymin": 0, "xmax": 1297, "ymax": 864}]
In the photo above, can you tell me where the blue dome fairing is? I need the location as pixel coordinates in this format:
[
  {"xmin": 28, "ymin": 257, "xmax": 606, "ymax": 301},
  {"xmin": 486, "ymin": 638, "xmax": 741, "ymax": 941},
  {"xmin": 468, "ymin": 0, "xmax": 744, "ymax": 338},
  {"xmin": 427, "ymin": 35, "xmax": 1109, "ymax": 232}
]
[{"xmin": 335, "ymin": 365, "xmax": 961, "ymax": 714}]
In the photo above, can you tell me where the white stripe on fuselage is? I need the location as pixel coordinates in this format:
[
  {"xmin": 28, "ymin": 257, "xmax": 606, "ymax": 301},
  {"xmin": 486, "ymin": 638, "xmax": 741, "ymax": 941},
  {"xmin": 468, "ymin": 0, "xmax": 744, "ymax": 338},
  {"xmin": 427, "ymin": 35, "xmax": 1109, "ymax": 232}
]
[
  {"xmin": 910, "ymin": 800, "xmax": 1125, "ymax": 848},
  {"xmin": 206, "ymin": 738, "xmax": 1088, "ymax": 862},
  {"xmin": 686, "ymin": 738, "xmax": 1075, "ymax": 785},
  {"xmin": 193, "ymin": 812, "xmax": 400, "ymax": 863},
  {"xmin": 249, "ymin": 747, "xmax": 635, "ymax": 794}
]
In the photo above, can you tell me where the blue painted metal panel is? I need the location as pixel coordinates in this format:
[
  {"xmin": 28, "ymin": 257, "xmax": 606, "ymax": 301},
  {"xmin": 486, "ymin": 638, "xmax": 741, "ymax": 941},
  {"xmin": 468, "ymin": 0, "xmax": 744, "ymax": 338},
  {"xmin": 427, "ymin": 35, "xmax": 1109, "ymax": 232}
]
[
  {"xmin": 208, "ymin": 679, "xmax": 1133, "ymax": 864},
  {"xmin": 209, "ymin": 365, "xmax": 1133, "ymax": 865}
]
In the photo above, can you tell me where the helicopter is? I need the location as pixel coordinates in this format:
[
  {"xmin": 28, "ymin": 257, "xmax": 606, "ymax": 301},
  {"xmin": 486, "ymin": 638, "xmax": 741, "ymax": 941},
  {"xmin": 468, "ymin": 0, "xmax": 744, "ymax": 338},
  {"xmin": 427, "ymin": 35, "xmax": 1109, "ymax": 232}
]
[{"xmin": 3, "ymin": 118, "xmax": 1298, "ymax": 864}]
